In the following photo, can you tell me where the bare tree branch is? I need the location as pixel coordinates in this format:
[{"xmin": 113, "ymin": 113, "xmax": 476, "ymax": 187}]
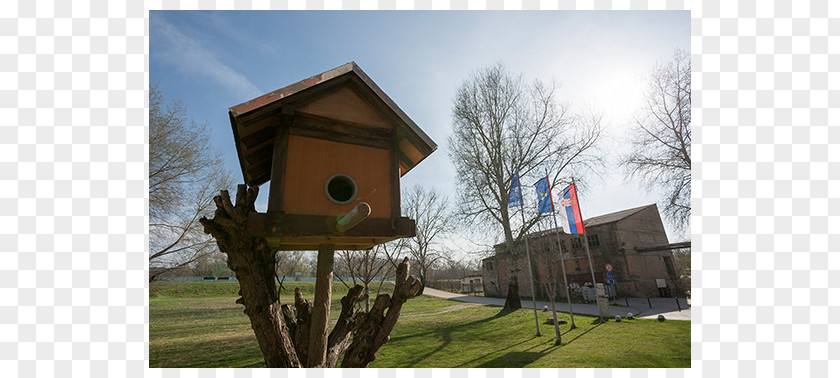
[
  {"xmin": 402, "ymin": 185, "xmax": 454, "ymax": 296},
  {"xmin": 621, "ymin": 49, "xmax": 691, "ymax": 231},
  {"xmin": 148, "ymin": 84, "xmax": 235, "ymax": 282},
  {"xmin": 336, "ymin": 246, "xmax": 392, "ymax": 311}
]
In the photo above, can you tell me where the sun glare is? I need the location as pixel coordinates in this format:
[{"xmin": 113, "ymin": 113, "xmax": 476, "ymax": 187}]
[{"xmin": 592, "ymin": 70, "xmax": 646, "ymax": 128}]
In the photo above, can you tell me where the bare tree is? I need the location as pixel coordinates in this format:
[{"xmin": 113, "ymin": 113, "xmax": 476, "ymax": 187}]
[
  {"xmin": 336, "ymin": 246, "xmax": 392, "ymax": 311},
  {"xmin": 380, "ymin": 238, "xmax": 407, "ymax": 269},
  {"xmin": 402, "ymin": 185, "xmax": 454, "ymax": 296},
  {"xmin": 622, "ymin": 49, "xmax": 691, "ymax": 230},
  {"xmin": 275, "ymin": 251, "xmax": 310, "ymax": 293},
  {"xmin": 149, "ymin": 84, "xmax": 234, "ymax": 282},
  {"xmin": 448, "ymin": 63, "xmax": 601, "ymax": 309},
  {"xmin": 191, "ymin": 251, "xmax": 232, "ymax": 278}
]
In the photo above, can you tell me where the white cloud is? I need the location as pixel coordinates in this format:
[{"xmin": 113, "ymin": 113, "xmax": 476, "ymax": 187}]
[{"xmin": 151, "ymin": 17, "xmax": 262, "ymax": 100}]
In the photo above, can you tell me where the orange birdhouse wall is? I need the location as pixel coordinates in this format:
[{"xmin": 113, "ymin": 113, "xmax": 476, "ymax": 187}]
[
  {"xmin": 280, "ymin": 134, "xmax": 392, "ymax": 219},
  {"xmin": 297, "ymin": 86, "xmax": 393, "ymax": 130}
]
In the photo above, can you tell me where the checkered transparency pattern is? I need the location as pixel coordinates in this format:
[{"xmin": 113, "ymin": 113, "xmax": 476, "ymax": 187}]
[
  {"xmin": 0, "ymin": 0, "xmax": 148, "ymax": 377},
  {"xmin": 692, "ymin": 0, "xmax": 839, "ymax": 377},
  {"xmin": 0, "ymin": 0, "xmax": 834, "ymax": 377}
]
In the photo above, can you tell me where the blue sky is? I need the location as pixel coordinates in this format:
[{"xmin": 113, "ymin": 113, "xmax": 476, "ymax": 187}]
[{"xmin": 150, "ymin": 10, "xmax": 690, "ymax": 253}]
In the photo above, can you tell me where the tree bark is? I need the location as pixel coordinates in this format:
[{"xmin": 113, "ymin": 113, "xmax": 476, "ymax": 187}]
[
  {"xmin": 502, "ymin": 220, "xmax": 522, "ymax": 310},
  {"xmin": 342, "ymin": 257, "xmax": 422, "ymax": 367},
  {"xmin": 199, "ymin": 186, "xmax": 299, "ymax": 367},
  {"xmin": 415, "ymin": 268, "xmax": 426, "ymax": 296},
  {"xmin": 325, "ymin": 284, "xmax": 367, "ymax": 367},
  {"xmin": 291, "ymin": 288, "xmax": 312, "ymax": 366},
  {"xmin": 200, "ymin": 185, "xmax": 419, "ymax": 368},
  {"xmin": 503, "ymin": 253, "xmax": 522, "ymax": 309},
  {"xmin": 544, "ymin": 282, "xmax": 562, "ymax": 345}
]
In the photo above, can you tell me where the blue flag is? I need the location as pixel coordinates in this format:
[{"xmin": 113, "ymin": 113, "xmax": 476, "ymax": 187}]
[
  {"xmin": 534, "ymin": 176, "xmax": 554, "ymax": 214},
  {"xmin": 508, "ymin": 170, "xmax": 522, "ymax": 208}
]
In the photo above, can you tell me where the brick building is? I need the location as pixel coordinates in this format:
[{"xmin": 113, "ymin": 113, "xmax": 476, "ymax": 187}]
[{"xmin": 482, "ymin": 204, "xmax": 686, "ymax": 299}]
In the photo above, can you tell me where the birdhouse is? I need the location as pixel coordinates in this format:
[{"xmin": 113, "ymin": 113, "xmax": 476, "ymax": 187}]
[{"xmin": 229, "ymin": 62, "xmax": 436, "ymax": 251}]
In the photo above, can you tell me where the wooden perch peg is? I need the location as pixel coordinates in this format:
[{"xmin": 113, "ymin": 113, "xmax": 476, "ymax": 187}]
[{"xmin": 336, "ymin": 202, "xmax": 371, "ymax": 232}]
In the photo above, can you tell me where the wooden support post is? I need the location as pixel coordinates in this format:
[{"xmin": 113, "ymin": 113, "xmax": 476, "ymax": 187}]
[
  {"xmin": 267, "ymin": 105, "xmax": 292, "ymax": 215},
  {"xmin": 308, "ymin": 243, "xmax": 335, "ymax": 367},
  {"xmin": 390, "ymin": 131, "xmax": 401, "ymax": 221}
]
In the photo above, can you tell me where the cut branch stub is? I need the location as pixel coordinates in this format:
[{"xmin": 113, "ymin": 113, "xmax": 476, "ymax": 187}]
[
  {"xmin": 340, "ymin": 257, "xmax": 419, "ymax": 367},
  {"xmin": 293, "ymin": 287, "xmax": 313, "ymax": 366},
  {"xmin": 326, "ymin": 284, "xmax": 368, "ymax": 367}
]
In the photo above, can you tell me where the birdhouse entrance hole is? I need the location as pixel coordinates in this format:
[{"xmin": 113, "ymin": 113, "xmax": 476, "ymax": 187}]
[{"xmin": 325, "ymin": 173, "xmax": 357, "ymax": 205}]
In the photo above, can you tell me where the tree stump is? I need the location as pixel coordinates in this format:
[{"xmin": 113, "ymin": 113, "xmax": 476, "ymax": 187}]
[{"xmin": 200, "ymin": 185, "xmax": 421, "ymax": 367}]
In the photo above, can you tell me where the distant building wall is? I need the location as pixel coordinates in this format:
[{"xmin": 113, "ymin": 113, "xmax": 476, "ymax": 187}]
[
  {"xmin": 460, "ymin": 276, "xmax": 483, "ymax": 293},
  {"xmin": 482, "ymin": 204, "xmax": 684, "ymax": 299}
]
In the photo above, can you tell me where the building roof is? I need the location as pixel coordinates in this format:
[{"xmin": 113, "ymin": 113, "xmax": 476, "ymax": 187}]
[
  {"xmin": 484, "ymin": 203, "xmax": 659, "ymax": 260},
  {"xmin": 635, "ymin": 241, "xmax": 690, "ymax": 252},
  {"xmin": 228, "ymin": 62, "xmax": 437, "ymax": 186},
  {"xmin": 582, "ymin": 203, "xmax": 656, "ymax": 228}
]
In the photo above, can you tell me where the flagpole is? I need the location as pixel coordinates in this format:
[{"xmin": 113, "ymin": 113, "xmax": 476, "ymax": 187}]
[
  {"xmin": 572, "ymin": 179, "xmax": 602, "ymax": 323},
  {"xmin": 511, "ymin": 171, "xmax": 541, "ymax": 337},
  {"xmin": 520, "ymin": 203, "xmax": 541, "ymax": 337},
  {"xmin": 550, "ymin": 210, "xmax": 576, "ymax": 330},
  {"xmin": 581, "ymin": 235, "xmax": 601, "ymax": 323},
  {"xmin": 537, "ymin": 174, "xmax": 576, "ymax": 330},
  {"xmin": 582, "ymin": 236, "xmax": 597, "ymax": 290},
  {"xmin": 535, "ymin": 218, "xmax": 562, "ymax": 343}
]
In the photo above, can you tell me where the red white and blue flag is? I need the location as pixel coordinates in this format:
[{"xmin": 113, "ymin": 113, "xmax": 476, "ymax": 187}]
[{"xmin": 558, "ymin": 183, "xmax": 586, "ymax": 234}]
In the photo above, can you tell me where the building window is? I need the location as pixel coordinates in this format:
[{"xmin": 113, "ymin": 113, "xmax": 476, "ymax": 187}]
[
  {"xmin": 587, "ymin": 234, "xmax": 600, "ymax": 247},
  {"xmin": 571, "ymin": 237, "xmax": 583, "ymax": 249}
]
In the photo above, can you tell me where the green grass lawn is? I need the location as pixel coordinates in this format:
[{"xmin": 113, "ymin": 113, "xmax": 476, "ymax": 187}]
[{"xmin": 150, "ymin": 282, "xmax": 690, "ymax": 368}]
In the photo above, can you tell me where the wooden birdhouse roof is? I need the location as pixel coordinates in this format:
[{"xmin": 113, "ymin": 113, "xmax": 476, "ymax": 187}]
[{"xmin": 229, "ymin": 62, "xmax": 437, "ymax": 187}]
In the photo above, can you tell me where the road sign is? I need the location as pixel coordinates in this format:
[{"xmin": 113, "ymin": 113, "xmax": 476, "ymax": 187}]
[
  {"xmin": 605, "ymin": 263, "xmax": 613, "ymax": 272},
  {"xmin": 607, "ymin": 279, "xmax": 616, "ymax": 284},
  {"xmin": 607, "ymin": 271, "xmax": 615, "ymax": 280}
]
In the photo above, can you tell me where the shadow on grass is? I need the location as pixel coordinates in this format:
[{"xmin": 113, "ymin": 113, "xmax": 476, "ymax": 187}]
[
  {"xmin": 476, "ymin": 352, "xmax": 542, "ymax": 368},
  {"xmin": 387, "ymin": 308, "xmax": 517, "ymax": 367},
  {"xmin": 150, "ymin": 333, "xmax": 263, "ymax": 368},
  {"xmin": 453, "ymin": 337, "xmax": 537, "ymax": 368},
  {"xmin": 449, "ymin": 314, "xmax": 606, "ymax": 367},
  {"xmin": 558, "ymin": 321, "xmax": 603, "ymax": 345},
  {"xmin": 472, "ymin": 340, "xmax": 564, "ymax": 368}
]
